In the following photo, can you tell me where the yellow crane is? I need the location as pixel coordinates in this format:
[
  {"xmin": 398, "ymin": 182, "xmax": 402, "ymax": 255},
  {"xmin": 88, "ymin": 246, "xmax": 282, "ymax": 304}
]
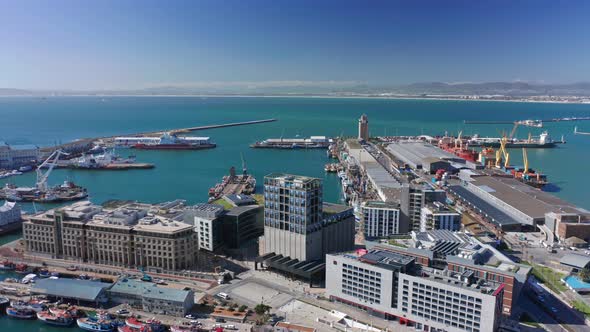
[
  {"xmin": 500, "ymin": 136, "xmax": 510, "ymax": 168},
  {"xmin": 522, "ymin": 148, "xmax": 529, "ymax": 175}
]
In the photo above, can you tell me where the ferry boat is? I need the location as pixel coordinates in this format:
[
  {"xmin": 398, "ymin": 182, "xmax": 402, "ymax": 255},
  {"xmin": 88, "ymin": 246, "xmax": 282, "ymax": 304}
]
[
  {"xmin": 37, "ymin": 311, "xmax": 74, "ymax": 326},
  {"xmin": 77, "ymin": 316, "xmax": 115, "ymax": 332},
  {"xmin": 6, "ymin": 306, "xmax": 37, "ymax": 319},
  {"xmin": 115, "ymin": 133, "xmax": 215, "ymax": 150}
]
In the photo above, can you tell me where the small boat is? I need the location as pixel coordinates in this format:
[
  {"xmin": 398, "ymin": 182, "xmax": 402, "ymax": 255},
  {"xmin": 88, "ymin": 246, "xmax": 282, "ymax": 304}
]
[
  {"xmin": 37, "ymin": 311, "xmax": 74, "ymax": 326},
  {"xmin": 171, "ymin": 324, "xmax": 202, "ymax": 332},
  {"xmin": 125, "ymin": 317, "xmax": 144, "ymax": 329},
  {"xmin": 10, "ymin": 300, "xmax": 46, "ymax": 312},
  {"xmin": 38, "ymin": 268, "xmax": 50, "ymax": 278},
  {"xmin": 77, "ymin": 316, "xmax": 114, "ymax": 332},
  {"xmin": 0, "ymin": 260, "xmax": 15, "ymax": 270},
  {"xmin": 6, "ymin": 306, "xmax": 37, "ymax": 319},
  {"xmin": 15, "ymin": 263, "xmax": 28, "ymax": 274},
  {"xmin": 21, "ymin": 273, "xmax": 38, "ymax": 284},
  {"xmin": 0, "ymin": 296, "xmax": 9, "ymax": 308}
]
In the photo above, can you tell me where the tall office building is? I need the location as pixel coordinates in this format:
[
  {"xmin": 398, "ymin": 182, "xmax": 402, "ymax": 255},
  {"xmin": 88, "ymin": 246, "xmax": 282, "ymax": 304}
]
[
  {"xmin": 362, "ymin": 201, "xmax": 402, "ymax": 238},
  {"xmin": 401, "ymin": 184, "xmax": 446, "ymax": 231},
  {"xmin": 263, "ymin": 173, "xmax": 324, "ymax": 261},
  {"xmin": 358, "ymin": 114, "xmax": 369, "ymax": 141}
]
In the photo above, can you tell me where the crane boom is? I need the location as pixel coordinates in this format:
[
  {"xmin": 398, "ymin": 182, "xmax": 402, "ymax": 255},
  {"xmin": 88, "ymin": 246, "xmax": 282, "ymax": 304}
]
[
  {"xmin": 36, "ymin": 150, "xmax": 69, "ymax": 192},
  {"xmin": 522, "ymin": 148, "xmax": 529, "ymax": 175}
]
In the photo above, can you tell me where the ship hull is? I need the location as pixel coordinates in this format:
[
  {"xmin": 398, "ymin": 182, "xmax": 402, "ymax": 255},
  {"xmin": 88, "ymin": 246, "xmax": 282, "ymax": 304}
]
[
  {"xmin": 131, "ymin": 143, "xmax": 216, "ymax": 150},
  {"xmin": 468, "ymin": 141, "xmax": 559, "ymax": 148}
]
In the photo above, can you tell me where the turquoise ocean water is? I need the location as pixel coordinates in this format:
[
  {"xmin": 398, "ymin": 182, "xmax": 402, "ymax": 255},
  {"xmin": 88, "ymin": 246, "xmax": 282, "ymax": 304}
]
[{"xmin": 0, "ymin": 96, "xmax": 590, "ymax": 330}]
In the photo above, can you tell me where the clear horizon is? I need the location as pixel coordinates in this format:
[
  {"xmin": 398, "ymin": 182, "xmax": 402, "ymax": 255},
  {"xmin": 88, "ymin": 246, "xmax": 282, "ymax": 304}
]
[{"xmin": 2, "ymin": 0, "xmax": 590, "ymax": 90}]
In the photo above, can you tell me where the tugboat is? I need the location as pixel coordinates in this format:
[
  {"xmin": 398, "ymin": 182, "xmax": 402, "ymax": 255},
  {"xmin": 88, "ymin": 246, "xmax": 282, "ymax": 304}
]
[
  {"xmin": 6, "ymin": 306, "xmax": 37, "ymax": 319},
  {"xmin": 37, "ymin": 311, "xmax": 74, "ymax": 326},
  {"xmin": 77, "ymin": 313, "xmax": 115, "ymax": 332}
]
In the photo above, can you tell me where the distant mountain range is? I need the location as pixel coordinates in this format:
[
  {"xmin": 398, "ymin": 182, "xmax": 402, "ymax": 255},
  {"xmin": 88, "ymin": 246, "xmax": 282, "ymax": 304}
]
[{"xmin": 3, "ymin": 81, "xmax": 590, "ymax": 96}]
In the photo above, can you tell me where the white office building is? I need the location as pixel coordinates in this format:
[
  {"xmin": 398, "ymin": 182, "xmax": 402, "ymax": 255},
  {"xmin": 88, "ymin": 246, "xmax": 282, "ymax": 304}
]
[
  {"xmin": 362, "ymin": 201, "xmax": 401, "ymax": 238},
  {"xmin": 327, "ymin": 249, "xmax": 503, "ymax": 332},
  {"xmin": 420, "ymin": 202, "xmax": 461, "ymax": 232}
]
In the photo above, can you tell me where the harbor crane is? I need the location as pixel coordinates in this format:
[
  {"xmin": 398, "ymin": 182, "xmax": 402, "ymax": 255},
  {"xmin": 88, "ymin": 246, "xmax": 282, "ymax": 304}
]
[
  {"xmin": 522, "ymin": 148, "xmax": 529, "ymax": 175},
  {"xmin": 36, "ymin": 149, "xmax": 69, "ymax": 192},
  {"xmin": 241, "ymin": 152, "xmax": 247, "ymax": 176},
  {"xmin": 574, "ymin": 126, "xmax": 590, "ymax": 136}
]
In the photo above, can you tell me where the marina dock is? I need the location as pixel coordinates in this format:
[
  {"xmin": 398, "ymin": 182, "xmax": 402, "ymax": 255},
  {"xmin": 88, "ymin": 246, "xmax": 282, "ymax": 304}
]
[{"xmin": 56, "ymin": 162, "xmax": 155, "ymax": 170}]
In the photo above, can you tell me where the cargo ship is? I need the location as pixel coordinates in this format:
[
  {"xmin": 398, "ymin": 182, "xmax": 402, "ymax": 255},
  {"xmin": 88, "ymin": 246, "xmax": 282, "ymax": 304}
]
[
  {"xmin": 115, "ymin": 133, "xmax": 216, "ymax": 150},
  {"xmin": 251, "ymin": 136, "xmax": 333, "ymax": 149},
  {"xmin": 466, "ymin": 131, "xmax": 563, "ymax": 148}
]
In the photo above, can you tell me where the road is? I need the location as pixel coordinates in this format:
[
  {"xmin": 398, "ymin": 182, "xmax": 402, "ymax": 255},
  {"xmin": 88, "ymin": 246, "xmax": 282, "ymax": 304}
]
[{"xmin": 526, "ymin": 279, "xmax": 589, "ymax": 332}]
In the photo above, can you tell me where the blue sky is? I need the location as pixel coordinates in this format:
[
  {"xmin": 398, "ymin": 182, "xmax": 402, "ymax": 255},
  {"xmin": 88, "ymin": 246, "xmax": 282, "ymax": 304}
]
[{"xmin": 1, "ymin": 0, "xmax": 589, "ymax": 90}]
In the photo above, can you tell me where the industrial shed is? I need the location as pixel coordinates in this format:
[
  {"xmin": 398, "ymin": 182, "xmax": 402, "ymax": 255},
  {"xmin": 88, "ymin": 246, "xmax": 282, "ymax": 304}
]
[{"xmin": 31, "ymin": 278, "xmax": 112, "ymax": 305}]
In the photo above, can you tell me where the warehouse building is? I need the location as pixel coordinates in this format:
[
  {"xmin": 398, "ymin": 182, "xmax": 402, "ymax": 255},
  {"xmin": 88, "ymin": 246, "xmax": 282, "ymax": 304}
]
[
  {"xmin": 386, "ymin": 141, "xmax": 462, "ymax": 172},
  {"xmin": 31, "ymin": 278, "xmax": 111, "ymax": 306},
  {"xmin": 457, "ymin": 175, "xmax": 590, "ymax": 236},
  {"xmin": 0, "ymin": 142, "xmax": 40, "ymax": 169},
  {"xmin": 109, "ymin": 278, "xmax": 194, "ymax": 316}
]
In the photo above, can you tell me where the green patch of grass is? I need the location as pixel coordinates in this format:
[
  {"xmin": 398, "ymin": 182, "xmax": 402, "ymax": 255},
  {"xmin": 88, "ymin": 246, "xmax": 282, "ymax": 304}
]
[
  {"xmin": 531, "ymin": 264, "xmax": 568, "ymax": 293},
  {"xmin": 573, "ymin": 300, "xmax": 590, "ymax": 317},
  {"xmin": 251, "ymin": 194, "xmax": 264, "ymax": 205},
  {"xmin": 212, "ymin": 198, "xmax": 235, "ymax": 210},
  {"xmin": 388, "ymin": 239, "xmax": 408, "ymax": 248}
]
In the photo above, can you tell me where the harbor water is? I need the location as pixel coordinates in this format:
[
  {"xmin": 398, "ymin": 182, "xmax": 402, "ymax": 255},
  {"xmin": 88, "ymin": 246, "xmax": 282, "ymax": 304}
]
[{"xmin": 1, "ymin": 96, "xmax": 590, "ymax": 331}]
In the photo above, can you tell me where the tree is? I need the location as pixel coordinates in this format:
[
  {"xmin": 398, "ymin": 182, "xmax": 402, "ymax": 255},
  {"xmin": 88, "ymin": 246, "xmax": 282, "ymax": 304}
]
[
  {"xmin": 580, "ymin": 268, "xmax": 590, "ymax": 282},
  {"xmin": 254, "ymin": 303, "xmax": 271, "ymax": 316},
  {"xmin": 238, "ymin": 305, "xmax": 248, "ymax": 312}
]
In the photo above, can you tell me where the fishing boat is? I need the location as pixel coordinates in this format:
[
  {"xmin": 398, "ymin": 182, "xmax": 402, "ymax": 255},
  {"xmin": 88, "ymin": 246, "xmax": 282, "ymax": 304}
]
[
  {"xmin": 0, "ymin": 296, "xmax": 9, "ymax": 309},
  {"xmin": 37, "ymin": 311, "xmax": 74, "ymax": 327},
  {"xmin": 0, "ymin": 260, "xmax": 15, "ymax": 270},
  {"xmin": 6, "ymin": 306, "xmax": 37, "ymax": 319},
  {"xmin": 121, "ymin": 317, "xmax": 165, "ymax": 332},
  {"xmin": 10, "ymin": 299, "xmax": 46, "ymax": 312},
  {"xmin": 14, "ymin": 263, "xmax": 28, "ymax": 274},
  {"xmin": 170, "ymin": 323, "xmax": 202, "ymax": 332},
  {"xmin": 77, "ymin": 315, "xmax": 115, "ymax": 332}
]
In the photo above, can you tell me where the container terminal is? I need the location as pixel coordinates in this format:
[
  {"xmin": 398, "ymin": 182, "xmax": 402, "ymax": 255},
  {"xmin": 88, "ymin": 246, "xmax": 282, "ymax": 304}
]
[{"xmin": 250, "ymin": 135, "xmax": 333, "ymax": 149}]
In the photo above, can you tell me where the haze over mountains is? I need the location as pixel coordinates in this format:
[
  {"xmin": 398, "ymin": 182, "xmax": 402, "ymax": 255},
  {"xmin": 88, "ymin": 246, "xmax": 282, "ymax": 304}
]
[{"xmin": 2, "ymin": 81, "xmax": 590, "ymax": 97}]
